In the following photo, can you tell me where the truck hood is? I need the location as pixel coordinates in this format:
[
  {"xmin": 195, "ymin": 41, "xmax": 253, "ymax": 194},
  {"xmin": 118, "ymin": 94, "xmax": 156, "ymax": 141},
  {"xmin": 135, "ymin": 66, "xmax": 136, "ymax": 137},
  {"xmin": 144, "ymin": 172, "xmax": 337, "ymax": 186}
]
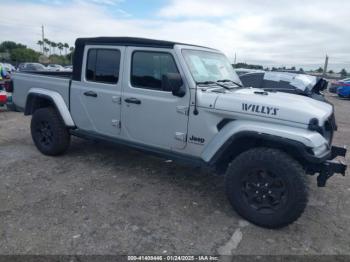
[{"xmin": 213, "ymin": 88, "xmax": 333, "ymax": 126}]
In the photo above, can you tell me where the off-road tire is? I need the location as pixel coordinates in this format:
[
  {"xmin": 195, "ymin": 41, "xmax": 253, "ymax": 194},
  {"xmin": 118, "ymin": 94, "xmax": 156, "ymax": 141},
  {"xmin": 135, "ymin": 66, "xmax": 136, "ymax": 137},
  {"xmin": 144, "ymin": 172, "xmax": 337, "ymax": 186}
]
[
  {"xmin": 31, "ymin": 107, "xmax": 70, "ymax": 156},
  {"xmin": 225, "ymin": 147, "xmax": 308, "ymax": 229}
]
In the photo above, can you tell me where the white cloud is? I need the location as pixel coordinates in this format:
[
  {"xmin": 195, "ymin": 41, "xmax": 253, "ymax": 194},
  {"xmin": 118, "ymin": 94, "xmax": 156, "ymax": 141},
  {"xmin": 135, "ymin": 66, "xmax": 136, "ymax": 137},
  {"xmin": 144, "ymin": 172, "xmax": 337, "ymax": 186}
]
[
  {"xmin": 89, "ymin": 0, "xmax": 124, "ymax": 5},
  {"xmin": 1, "ymin": 0, "xmax": 349, "ymax": 71}
]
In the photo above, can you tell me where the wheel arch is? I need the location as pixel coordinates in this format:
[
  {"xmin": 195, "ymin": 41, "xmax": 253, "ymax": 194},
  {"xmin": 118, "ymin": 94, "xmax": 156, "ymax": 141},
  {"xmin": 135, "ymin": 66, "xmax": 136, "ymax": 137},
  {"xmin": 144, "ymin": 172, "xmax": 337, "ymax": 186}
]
[
  {"xmin": 210, "ymin": 132, "xmax": 314, "ymax": 172},
  {"xmin": 25, "ymin": 88, "xmax": 75, "ymax": 127},
  {"xmin": 202, "ymin": 120, "xmax": 329, "ymax": 174}
]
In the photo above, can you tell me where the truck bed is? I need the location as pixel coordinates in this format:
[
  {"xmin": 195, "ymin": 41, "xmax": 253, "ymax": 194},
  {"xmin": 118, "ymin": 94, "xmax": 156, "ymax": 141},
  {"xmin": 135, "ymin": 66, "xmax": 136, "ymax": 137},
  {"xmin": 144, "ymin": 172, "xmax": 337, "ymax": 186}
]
[{"xmin": 12, "ymin": 72, "xmax": 71, "ymax": 111}]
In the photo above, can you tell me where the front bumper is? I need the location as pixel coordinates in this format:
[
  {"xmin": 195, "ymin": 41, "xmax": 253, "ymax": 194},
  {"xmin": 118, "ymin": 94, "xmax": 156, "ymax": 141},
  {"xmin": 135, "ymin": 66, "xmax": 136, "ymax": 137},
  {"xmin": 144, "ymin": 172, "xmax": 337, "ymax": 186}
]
[{"xmin": 315, "ymin": 146, "xmax": 347, "ymax": 187}]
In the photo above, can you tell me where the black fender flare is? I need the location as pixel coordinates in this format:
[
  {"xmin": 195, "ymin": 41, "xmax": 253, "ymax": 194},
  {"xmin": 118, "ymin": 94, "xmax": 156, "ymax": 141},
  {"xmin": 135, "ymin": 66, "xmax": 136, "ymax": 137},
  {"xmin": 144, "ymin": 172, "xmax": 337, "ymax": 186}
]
[{"xmin": 208, "ymin": 131, "xmax": 330, "ymax": 167}]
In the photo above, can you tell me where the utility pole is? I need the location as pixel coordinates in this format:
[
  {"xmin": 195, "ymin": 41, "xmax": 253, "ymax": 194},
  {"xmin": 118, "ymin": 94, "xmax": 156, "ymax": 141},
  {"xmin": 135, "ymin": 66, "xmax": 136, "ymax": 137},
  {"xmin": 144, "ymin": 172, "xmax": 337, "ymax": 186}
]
[
  {"xmin": 42, "ymin": 25, "xmax": 45, "ymax": 55},
  {"xmin": 323, "ymin": 54, "xmax": 328, "ymax": 77},
  {"xmin": 234, "ymin": 52, "xmax": 237, "ymax": 65}
]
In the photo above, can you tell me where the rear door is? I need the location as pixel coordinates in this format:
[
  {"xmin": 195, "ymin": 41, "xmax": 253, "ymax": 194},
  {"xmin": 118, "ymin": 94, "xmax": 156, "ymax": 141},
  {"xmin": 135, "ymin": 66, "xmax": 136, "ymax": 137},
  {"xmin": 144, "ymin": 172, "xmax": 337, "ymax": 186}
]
[
  {"xmin": 121, "ymin": 47, "xmax": 190, "ymax": 150},
  {"xmin": 70, "ymin": 45, "xmax": 125, "ymax": 137}
]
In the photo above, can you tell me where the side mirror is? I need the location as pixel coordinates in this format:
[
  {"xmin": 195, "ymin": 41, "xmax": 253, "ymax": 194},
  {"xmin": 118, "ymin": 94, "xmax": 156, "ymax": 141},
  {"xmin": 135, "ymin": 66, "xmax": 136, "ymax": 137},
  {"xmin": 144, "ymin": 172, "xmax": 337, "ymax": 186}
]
[{"xmin": 162, "ymin": 73, "xmax": 186, "ymax": 97}]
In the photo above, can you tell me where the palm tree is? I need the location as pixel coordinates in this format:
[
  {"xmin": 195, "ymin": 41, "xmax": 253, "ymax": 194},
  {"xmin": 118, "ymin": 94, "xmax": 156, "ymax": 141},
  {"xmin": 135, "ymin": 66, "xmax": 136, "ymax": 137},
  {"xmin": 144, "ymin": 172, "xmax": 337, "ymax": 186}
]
[
  {"xmin": 57, "ymin": 42, "xmax": 64, "ymax": 56},
  {"xmin": 43, "ymin": 38, "xmax": 50, "ymax": 55},
  {"xmin": 64, "ymin": 43, "xmax": 69, "ymax": 55},
  {"xmin": 51, "ymin": 42, "xmax": 57, "ymax": 55},
  {"xmin": 37, "ymin": 40, "xmax": 44, "ymax": 54}
]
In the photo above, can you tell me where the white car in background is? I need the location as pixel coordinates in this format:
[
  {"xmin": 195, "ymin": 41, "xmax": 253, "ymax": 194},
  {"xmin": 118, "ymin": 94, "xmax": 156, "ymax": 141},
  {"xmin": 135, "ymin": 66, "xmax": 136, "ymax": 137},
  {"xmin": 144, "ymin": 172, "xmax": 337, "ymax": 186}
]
[
  {"xmin": 46, "ymin": 64, "xmax": 65, "ymax": 71},
  {"xmin": 63, "ymin": 65, "xmax": 73, "ymax": 72}
]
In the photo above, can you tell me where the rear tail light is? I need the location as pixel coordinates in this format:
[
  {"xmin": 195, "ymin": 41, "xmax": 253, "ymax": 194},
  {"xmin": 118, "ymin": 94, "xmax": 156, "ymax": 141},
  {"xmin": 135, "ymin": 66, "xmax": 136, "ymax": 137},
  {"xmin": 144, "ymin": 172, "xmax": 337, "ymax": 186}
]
[{"xmin": 0, "ymin": 92, "xmax": 7, "ymax": 104}]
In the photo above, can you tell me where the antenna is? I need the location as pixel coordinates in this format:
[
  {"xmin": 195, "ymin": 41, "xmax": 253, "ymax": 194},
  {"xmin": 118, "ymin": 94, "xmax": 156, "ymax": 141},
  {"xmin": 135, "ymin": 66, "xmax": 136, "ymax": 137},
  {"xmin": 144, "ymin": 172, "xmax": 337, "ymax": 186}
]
[
  {"xmin": 323, "ymin": 54, "xmax": 329, "ymax": 77},
  {"xmin": 193, "ymin": 83, "xmax": 199, "ymax": 115}
]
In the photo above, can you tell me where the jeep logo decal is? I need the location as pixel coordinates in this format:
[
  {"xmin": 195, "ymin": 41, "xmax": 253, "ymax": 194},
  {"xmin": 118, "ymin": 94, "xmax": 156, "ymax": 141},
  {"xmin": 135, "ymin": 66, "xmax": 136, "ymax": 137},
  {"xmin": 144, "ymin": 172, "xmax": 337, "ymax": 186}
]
[
  {"xmin": 189, "ymin": 135, "xmax": 205, "ymax": 145},
  {"xmin": 242, "ymin": 103, "xmax": 279, "ymax": 116}
]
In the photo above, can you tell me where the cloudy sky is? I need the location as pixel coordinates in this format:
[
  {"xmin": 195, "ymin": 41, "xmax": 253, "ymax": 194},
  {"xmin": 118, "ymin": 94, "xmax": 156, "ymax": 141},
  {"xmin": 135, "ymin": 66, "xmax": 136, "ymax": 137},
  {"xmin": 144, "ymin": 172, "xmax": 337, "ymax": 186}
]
[{"xmin": 1, "ymin": 0, "xmax": 349, "ymax": 71}]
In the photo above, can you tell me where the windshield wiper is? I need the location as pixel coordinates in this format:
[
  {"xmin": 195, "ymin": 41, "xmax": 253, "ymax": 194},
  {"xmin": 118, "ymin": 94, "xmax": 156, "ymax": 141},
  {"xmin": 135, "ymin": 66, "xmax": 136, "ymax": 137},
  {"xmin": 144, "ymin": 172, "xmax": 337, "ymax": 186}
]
[
  {"xmin": 193, "ymin": 81, "xmax": 236, "ymax": 115},
  {"xmin": 217, "ymin": 79, "xmax": 243, "ymax": 87},
  {"xmin": 196, "ymin": 81, "xmax": 233, "ymax": 90}
]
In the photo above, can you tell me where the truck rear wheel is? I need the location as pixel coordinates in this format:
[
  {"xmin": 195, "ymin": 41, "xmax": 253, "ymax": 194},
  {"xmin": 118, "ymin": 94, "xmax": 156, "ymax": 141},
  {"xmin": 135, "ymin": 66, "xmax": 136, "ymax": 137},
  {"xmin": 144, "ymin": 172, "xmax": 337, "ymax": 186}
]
[
  {"xmin": 31, "ymin": 107, "xmax": 70, "ymax": 156},
  {"xmin": 225, "ymin": 147, "xmax": 308, "ymax": 228}
]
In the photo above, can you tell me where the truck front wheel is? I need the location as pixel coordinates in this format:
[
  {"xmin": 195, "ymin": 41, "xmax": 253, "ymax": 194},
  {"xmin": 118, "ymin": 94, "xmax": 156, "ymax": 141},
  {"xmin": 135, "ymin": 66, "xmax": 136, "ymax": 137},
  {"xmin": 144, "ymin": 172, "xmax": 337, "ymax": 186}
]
[
  {"xmin": 31, "ymin": 107, "xmax": 71, "ymax": 156},
  {"xmin": 225, "ymin": 147, "xmax": 308, "ymax": 228}
]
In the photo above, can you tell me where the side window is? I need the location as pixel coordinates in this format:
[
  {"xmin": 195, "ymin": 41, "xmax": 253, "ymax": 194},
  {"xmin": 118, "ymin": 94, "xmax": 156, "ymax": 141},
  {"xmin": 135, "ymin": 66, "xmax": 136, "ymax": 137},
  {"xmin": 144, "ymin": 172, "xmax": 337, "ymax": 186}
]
[
  {"xmin": 86, "ymin": 49, "xmax": 121, "ymax": 84},
  {"xmin": 27, "ymin": 64, "xmax": 35, "ymax": 70},
  {"xmin": 131, "ymin": 51, "xmax": 179, "ymax": 91}
]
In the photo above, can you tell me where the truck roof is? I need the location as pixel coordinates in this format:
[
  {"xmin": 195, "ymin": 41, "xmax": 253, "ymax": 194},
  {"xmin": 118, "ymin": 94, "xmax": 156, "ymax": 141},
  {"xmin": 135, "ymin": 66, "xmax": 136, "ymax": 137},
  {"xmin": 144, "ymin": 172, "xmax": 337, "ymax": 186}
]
[
  {"xmin": 73, "ymin": 37, "xmax": 216, "ymax": 81},
  {"xmin": 75, "ymin": 37, "xmax": 214, "ymax": 49}
]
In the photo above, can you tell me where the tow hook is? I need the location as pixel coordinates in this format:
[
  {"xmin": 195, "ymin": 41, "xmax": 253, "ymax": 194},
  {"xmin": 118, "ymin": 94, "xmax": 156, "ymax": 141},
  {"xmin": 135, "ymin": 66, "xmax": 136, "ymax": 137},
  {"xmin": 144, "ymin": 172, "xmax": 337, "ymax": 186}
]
[
  {"xmin": 317, "ymin": 146, "xmax": 347, "ymax": 187},
  {"xmin": 317, "ymin": 160, "xmax": 346, "ymax": 187}
]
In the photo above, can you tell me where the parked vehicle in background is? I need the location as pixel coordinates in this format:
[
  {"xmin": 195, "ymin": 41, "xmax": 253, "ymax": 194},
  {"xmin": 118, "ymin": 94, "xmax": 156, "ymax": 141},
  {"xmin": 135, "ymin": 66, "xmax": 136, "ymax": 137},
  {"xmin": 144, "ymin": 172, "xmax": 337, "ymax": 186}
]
[
  {"xmin": 329, "ymin": 78, "xmax": 350, "ymax": 94},
  {"xmin": 234, "ymin": 68, "xmax": 264, "ymax": 76},
  {"xmin": 337, "ymin": 80, "xmax": 350, "ymax": 98},
  {"xmin": 64, "ymin": 65, "xmax": 73, "ymax": 70},
  {"xmin": 238, "ymin": 71, "xmax": 328, "ymax": 101},
  {"xmin": 11, "ymin": 37, "xmax": 347, "ymax": 229},
  {"xmin": 46, "ymin": 64, "xmax": 65, "ymax": 71},
  {"xmin": 18, "ymin": 63, "xmax": 46, "ymax": 72}
]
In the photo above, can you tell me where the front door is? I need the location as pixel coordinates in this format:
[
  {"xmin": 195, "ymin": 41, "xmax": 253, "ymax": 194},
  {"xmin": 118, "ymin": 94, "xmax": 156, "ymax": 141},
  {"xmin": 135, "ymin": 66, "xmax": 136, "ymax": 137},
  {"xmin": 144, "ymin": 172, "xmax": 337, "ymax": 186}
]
[
  {"xmin": 121, "ymin": 47, "xmax": 190, "ymax": 150},
  {"xmin": 70, "ymin": 46, "xmax": 125, "ymax": 137}
]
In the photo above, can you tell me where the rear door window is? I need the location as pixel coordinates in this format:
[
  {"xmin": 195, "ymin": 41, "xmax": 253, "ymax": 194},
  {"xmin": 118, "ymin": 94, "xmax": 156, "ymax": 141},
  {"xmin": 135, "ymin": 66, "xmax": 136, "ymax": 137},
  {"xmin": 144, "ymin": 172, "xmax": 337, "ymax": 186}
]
[{"xmin": 86, "ymin": 49, "xmax": 121, "ymax": 84}]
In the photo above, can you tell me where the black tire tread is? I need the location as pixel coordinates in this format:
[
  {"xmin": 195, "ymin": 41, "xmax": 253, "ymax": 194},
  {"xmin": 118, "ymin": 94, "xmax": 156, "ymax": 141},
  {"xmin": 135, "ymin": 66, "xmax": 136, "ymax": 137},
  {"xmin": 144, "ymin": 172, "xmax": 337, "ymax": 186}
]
[
  {"xmin": 225, "ymin": 147, "xmax": 308, "ymax": 229},
  {"xmin": 31, "ymin": 107, "xmax": 70, "ymax": 156}
]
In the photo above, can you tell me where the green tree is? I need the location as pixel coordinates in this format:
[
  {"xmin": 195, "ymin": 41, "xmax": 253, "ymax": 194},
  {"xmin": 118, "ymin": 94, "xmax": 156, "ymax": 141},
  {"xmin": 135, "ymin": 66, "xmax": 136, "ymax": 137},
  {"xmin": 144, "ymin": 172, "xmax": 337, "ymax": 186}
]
[
  {"xmin": 64, "ymin": 43, "xmax": 69, "ymax": 55},
  {"xmin": 299, "ymin": 68, "xmax": 304, "ymax": 72},
  {"xmin": 49, "ymin": 54, "xmax": 69, "ymax": 65},
  {"xmin": 57, "ymin": 42, "xmax": 64, "ymax": 55},
  {"xmin": 43, "ymin": 38, "xmax": 51, "ymax": 55},
  {"xmin": 10, "ymin": 48, "xmax": 40, "ymax": 63},
  {"xmin": 316, "ymin": 67, "xmax": 323, "ymax": 73},
  {"xmin": 340, "ymin": 68, "xmax": 348, "ymax": 78},
  {"xmin": 0, "ymin": 41, "xmax": 26, "ymax": 52},
  {"xmin": 37, "ymin": 40, "xmax": 44, "ymax": 54},
  {"xmin": 232, "ymin": 62, "xmax": 263, "ymax": 70},
  {"xmin": 51, "ymin": 42, "xmax": 57, "ymax": 55},
  {"xmin": 328, "ymin": 70, "xmax": 334, "ymax": 74}
]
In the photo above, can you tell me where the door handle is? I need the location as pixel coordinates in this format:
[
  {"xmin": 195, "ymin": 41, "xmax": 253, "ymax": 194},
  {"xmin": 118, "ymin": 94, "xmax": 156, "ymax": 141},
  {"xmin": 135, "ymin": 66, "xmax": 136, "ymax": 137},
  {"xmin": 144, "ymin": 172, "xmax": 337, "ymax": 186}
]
[
  {"xmin": 124, "ymin": 98, "xmax": 141, "ymax": 104},
  {"xmin": 84, "ymin": 91, "xmax": 97, "ymax": 97}
]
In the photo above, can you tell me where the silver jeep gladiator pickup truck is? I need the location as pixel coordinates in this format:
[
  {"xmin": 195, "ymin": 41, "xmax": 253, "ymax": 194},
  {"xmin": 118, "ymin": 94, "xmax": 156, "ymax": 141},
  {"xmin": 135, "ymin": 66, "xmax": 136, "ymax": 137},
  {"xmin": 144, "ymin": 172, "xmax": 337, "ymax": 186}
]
[{"xmin": 12, "ymin": 37, "xmax": 347, "ymax": 228}]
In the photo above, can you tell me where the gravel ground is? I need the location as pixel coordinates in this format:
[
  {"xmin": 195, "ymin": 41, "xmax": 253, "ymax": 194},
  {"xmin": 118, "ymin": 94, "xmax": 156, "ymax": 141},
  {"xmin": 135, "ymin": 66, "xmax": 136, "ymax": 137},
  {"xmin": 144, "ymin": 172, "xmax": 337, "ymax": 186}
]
[{"xmin": 0, "ymin": 93, "xmax": 349, "ymax": 256}]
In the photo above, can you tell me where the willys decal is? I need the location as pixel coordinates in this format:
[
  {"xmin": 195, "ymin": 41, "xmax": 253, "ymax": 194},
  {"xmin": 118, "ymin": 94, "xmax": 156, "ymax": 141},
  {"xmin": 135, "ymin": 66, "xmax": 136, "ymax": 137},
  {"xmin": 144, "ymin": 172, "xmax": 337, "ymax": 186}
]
[{"xmin": 242, "ymin": 103, "xmax": 279, "ymax": 116}]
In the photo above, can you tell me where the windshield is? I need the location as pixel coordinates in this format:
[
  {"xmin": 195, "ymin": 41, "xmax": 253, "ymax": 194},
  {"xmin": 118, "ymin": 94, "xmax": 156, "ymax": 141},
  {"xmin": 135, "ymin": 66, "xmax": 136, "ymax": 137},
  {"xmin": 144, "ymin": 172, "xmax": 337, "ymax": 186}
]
[{"xmin": 182, "ymin": 49, "xmax": 241, "ymax": 84}]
